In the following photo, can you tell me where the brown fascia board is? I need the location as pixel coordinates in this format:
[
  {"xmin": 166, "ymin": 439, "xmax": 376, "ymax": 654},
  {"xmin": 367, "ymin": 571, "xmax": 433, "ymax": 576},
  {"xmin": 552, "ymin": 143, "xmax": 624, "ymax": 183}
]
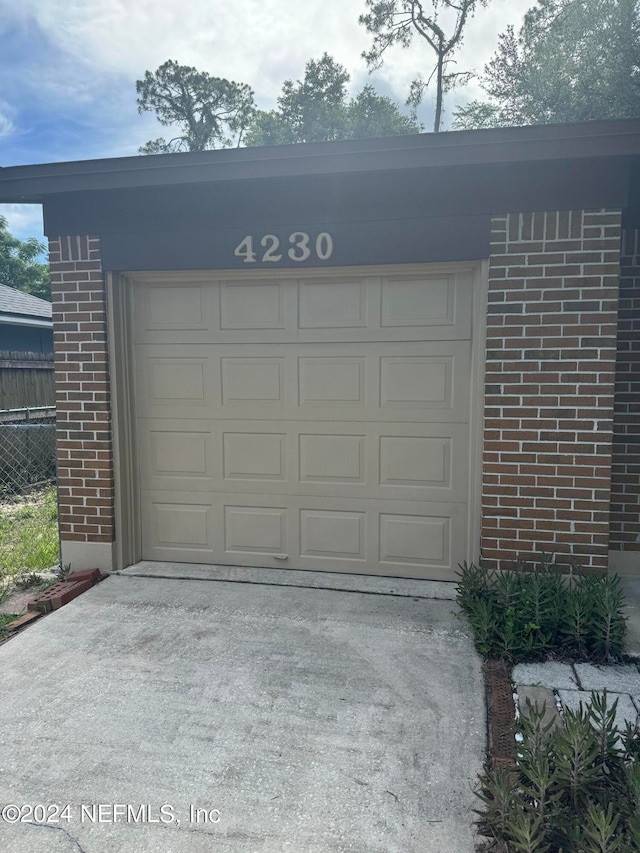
[{"xmin": 1, "ymin": 119, "xmax": 640, "ymax": 204}]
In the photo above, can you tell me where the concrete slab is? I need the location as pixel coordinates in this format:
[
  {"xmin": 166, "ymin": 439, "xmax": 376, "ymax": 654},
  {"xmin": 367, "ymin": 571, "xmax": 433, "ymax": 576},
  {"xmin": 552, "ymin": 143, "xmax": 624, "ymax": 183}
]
[
  {"xmin": 516, "ymin": 686, "xmax": 561, "ymax": 733},
  {"xmin": 512, "ymin": 662, "xmax": 578, "ymax": 691},
  {"xmin": 621, "ymin": 575, "xmax": 640, "ymax": 658},
  {"xmin": 117, "ymin": 561, "xmax": 459, "ymax": 600},
  {"xmin": 0, "ymin": 574, "xmax": 484, "ymax": 852},
  {"xmin": 558, "ymin": 690, "xmax": 638, "ymax": 729},
  {"xmin": 574, "ymin": 663, "xmax": 640, "ymax": 694}
]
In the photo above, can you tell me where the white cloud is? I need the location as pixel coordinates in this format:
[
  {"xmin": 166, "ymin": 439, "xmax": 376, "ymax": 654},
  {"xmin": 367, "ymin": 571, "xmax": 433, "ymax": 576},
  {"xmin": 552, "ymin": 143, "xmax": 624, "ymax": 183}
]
[
  {"xmin": 0, "ymin": 0, "xmax": 537, "ymax": 166},
  {"xmin": 0, "ymin": 203, "xmax": 45, "ymax": 243},
  {"xmin": 0, "ymin": 101, "xmax": 15, "ymax": 138},
  {"xmin": 5, "ymin": 0, "xmax": 533, "ymax": 110}
]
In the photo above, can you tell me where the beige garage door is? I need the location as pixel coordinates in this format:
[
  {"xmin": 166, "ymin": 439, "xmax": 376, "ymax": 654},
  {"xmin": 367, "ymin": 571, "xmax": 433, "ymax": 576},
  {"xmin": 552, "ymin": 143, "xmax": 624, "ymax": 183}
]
[{"xmin": 132, "ymin": 267, "xmax": 477, "ymax": 580}]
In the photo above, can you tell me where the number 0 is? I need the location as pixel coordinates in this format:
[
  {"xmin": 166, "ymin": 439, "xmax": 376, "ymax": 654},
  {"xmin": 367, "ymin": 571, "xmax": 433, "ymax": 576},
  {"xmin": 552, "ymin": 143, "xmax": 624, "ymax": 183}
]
[{"xmin": 316, "ymin": 232, "xmax": 333, "ymax": 261}]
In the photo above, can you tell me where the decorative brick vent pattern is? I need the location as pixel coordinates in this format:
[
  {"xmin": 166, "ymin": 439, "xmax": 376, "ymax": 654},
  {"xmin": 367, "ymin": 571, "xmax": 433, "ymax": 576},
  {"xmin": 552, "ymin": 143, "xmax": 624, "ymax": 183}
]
[
  {"xmin": 49, "ymin": 235, "xmax": 114, "ymax": 544},
  {"xmin": 483, "ymin": 211, "xmax": 622, "ymax": 572},
  {"xmin": 610, "ymin": 229, "xmax": 640, "ymax": 552}
]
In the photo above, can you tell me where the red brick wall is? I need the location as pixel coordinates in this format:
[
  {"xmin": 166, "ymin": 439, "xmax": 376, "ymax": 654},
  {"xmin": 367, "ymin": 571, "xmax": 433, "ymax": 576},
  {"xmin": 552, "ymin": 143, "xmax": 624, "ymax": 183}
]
[
  {"xmin": 483, "ymin": 210, "xmax": 622, "ymax": 572},
  {"xmin": 49, "ymin": 236, "xmax": 115, "ymax": 545},
  {"xmin": 610, "ymin": 229, "xmax": 640, "ymax": 552}
]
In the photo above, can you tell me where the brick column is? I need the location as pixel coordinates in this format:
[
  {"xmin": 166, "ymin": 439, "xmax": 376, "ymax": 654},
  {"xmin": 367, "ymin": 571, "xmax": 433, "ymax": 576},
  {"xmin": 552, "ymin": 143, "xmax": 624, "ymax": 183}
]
[
  {"xmin": 610, "ymin": 229, "xmax": 640, "ymax": 563},
  {"xmin": 49, "ymin": 235, "xmax": 115, "ymax": 571},
  {"xmin": 482, "ymin": 210, "xmax": 621, "ymax": 572}
]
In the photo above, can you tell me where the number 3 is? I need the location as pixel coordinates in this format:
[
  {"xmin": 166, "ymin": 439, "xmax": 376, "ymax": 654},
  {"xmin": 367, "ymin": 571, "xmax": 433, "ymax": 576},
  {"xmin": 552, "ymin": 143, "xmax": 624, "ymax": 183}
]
[{"xmin": 288, "ymin": 232, "xmax": 311, "ymax": 262}]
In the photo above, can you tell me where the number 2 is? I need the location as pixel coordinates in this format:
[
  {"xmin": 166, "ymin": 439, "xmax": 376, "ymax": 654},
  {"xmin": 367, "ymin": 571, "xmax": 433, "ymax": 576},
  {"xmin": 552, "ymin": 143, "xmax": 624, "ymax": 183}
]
[{"xmin": 261, "ymin": 235, "xmax": 282, "ymax": 262}]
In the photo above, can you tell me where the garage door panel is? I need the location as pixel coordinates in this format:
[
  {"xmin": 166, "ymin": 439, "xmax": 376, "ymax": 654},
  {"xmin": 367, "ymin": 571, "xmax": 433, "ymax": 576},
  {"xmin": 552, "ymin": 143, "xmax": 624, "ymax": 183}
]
[
  {"xmin": 135, "ymin": 280, "xmax": 213, "ymax": 334},
  {"xmin": 219, "ymin": 280, "xmax": 287, "ymax": 330},
  {"xmin": 300, "ymin": 509, "xmax": 366, "ymax": 560},
  {"xmin": 221, "ymin": 357, "xmax": 285, "ymax": 405},
  {"xmin": 380, "ymin": 356, "xmax": 452, "ymax": 408},
  {"xmin": 136, "ymin": 342, "xmax": 470, "ymax": 422},
  {"xmin": 133, "ymin": 270, "xmax": 472, "ymax": 345},
  {"xmin": 299, "ymin": 434, "xmax": 366, "ymax": 483},
  {"xmin": 140, "ymin": 491, "xmax": 468, "ymax": 579},
  {"xmin": 149, "ymin": 429, "xmax": 211, "ymax": 477},
  {"xmin": 141, "ymin": 423, "xmax": 218, "ymax": 490},
  {"xmin": 379, "ymin": 435, "xmax": 451, "ymax": 489},
  {"xmin": 139, "ymin": 419, "xmax": 468, "ymax": 502},
  {"xmin": 381, "ymin": 274, "xmax": 457, "ymax": 328},
  {"xmin": 298, "ymin": 357, "xmax": 366, "ymax": 406},
  {"xmin": 298, "ymin": 277, "xmax": 370, "ymax": 329},
  {"xmin": 223, "ymin": 432, "xmax": 287, "ymax": 481},
  {"xmin": 141, "ymin": 500, "xmax": 217, "ymax": 563},
  {"xmin": 145, "ymin": 357, "xmax": 212, "ymax": 407},
  {"xmin": 379, "ymin": 513, "xmax": 450, "ymax": 567},
  {"xmin": 224, "ymin": 505, "xmax": 288, "ymax": 557},
  {"xmin": 134, "ymin": 266, "xmax": 476, "ymax": 580}
]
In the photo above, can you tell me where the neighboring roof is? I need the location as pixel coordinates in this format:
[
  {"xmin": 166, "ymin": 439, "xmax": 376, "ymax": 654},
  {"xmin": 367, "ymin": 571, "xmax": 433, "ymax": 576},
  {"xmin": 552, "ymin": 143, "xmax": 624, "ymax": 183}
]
[
  {"xmin": 0, "ymin": 119, "xmax": 639, "ymax": 203},
  {"xmin": 0, "ymin": 284, "xmax": 52, "ymax": 327}
]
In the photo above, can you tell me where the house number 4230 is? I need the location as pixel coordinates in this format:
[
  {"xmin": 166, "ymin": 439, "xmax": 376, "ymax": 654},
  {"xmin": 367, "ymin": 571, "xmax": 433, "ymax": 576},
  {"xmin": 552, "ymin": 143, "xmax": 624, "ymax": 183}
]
[{"xmin": 233, "ymin": 232, "xmax": 334, "ymax": 264}]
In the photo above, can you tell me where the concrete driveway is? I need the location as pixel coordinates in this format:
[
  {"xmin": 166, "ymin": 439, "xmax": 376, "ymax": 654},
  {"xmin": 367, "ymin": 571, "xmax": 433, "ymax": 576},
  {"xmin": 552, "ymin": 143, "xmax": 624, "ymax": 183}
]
[{"xmin": 0, "ymin": 565, "xmax": 485, "ymax": 852}]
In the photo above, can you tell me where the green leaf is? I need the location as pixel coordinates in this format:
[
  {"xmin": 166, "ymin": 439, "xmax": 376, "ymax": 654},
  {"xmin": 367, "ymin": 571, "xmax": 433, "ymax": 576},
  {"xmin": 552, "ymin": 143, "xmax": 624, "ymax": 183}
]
[{"xmin": 0, "ymin": 216, "xmax": 49, "ymax": 300}]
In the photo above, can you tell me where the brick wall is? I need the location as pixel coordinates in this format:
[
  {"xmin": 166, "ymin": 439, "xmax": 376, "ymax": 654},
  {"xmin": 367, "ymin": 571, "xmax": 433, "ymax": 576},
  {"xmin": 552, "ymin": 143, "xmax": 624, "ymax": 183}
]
[
  {"xmin": 49, "ymin": 236, "xmax": 115, "ymax": 546},
  {"xmin": 483, "ymin": 210, "xmax": 622, "ymax": 572},
  {"xmin": 48, "ymin": 219, "xmax": 629, "ymax": 572},
  {"xmin": 610, "ymin": 229, "xmax": 640, "ymax": 553}
]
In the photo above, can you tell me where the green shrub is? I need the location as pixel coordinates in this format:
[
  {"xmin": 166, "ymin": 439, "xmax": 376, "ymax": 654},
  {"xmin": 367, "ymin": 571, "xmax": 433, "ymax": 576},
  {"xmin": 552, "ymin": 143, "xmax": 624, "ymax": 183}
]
[
  {"xmin": 457, "ymin": 561, "xmax": 626, "ymax": 663},
  {"xmin": 476, "ymin": 693, "xmax": 640, "ymax": 852},
  {"xmin": 14, "ymin": 570, "xmax": 44, "ymax": 590},
  {"xmin": 54, "ymin": 562, "xmax": 72, "ymax": 583}
]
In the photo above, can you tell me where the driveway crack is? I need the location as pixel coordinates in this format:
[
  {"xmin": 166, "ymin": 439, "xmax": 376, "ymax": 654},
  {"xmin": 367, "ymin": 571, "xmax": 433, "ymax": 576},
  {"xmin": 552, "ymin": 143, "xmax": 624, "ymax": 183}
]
[{"xmin": 24, "ymin": 821, "xmax": 86, "ymax": 853}]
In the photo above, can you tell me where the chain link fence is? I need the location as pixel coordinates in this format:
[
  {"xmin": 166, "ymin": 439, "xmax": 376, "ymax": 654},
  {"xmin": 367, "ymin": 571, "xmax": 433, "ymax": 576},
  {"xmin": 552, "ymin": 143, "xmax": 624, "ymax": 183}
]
[{"xmin": 0, "ymin": 407, "xmax": 59, "ymax": 577}]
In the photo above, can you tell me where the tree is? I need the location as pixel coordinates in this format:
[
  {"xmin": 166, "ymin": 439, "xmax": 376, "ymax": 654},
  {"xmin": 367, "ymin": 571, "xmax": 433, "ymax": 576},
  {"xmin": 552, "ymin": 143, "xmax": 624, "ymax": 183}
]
[
  {"xmin": 0, "ymin": 217, "xmax": 49, "ymax": 301},
  {"xmin": 247, "ymin": 54, "xmax": 350, "ymax": 145},
  {"xmin": 136, "ymin": 60, "xmax": 256, "ymax": 153},
  {"xmin": 453, "ymin": 0, "xmax": 640, "ymax": 129},
  {"xmin": 348, "ymin": 84, "xmax": 423, "ymax": 138},
  {"xmin": 358, "ymin": 0, "xmax": 489, "ymax": 133},
  {"xmin": 246, "ymin": 53, "xmax": 421, "ymax": 146}
]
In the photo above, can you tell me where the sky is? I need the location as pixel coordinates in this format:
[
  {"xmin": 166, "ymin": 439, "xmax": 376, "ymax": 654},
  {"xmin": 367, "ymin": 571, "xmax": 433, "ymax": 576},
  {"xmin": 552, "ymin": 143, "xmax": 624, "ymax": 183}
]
[{"xmin": 0, "ymin": 0, "xmax": 533, "ymax": 246}]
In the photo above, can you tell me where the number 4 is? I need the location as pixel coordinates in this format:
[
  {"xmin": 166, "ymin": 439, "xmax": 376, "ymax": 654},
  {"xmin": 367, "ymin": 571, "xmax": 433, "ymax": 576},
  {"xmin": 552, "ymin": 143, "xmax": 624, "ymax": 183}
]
[{"xmin": 234, "ymin": 235, "xmax": 257, "ymax": 263}]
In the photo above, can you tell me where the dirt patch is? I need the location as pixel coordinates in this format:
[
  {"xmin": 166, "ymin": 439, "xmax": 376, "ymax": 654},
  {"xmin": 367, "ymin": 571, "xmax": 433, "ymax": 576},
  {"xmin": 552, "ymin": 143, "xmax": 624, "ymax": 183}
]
[{"xmin": 0, "ymin": 570, "xmax": 58, "ymax": 616}]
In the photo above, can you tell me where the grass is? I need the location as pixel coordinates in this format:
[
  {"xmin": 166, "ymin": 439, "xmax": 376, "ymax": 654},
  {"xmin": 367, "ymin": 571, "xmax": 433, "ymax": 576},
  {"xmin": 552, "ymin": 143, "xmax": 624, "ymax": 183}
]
[
  {"xmin": 0, "ymin": 486, "xmax": 59, "ymax": 577},
  {"xmin": 0, "ymin": 612, "xmax": 16, "ymax": 635}
]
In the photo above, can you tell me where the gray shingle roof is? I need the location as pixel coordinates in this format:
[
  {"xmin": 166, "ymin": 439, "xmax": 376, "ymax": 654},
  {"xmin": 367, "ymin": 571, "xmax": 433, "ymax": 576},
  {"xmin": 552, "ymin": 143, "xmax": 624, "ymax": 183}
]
[{"xmin": 0, "ymin": 284, "xmax": 52, "ymax": 320}]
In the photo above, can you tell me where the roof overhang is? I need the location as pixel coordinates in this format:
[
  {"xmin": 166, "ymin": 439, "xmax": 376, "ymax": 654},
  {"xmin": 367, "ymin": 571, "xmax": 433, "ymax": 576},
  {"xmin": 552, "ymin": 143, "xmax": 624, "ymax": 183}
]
[
  {"xmin": 0, "ymin": 314, "xmax": 52, "ymax": 329},
  {"xmin": 1, "ymin": 119, "xmax": 639, "ymax": 204}
]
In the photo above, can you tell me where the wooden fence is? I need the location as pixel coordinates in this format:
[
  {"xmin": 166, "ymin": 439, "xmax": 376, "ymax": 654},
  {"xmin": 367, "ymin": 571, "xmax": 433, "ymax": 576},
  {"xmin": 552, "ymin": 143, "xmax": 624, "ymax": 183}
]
[{"xmin": 0, "ymin": 351, "xmax": 55, "ymax": 410}]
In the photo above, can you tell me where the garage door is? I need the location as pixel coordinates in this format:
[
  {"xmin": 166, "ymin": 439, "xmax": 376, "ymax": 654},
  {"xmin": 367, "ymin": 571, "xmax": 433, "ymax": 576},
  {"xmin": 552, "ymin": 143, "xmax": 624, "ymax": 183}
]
[{"xmin": 132, "ymin": 267, "xmax": 476, "ymax": 580}]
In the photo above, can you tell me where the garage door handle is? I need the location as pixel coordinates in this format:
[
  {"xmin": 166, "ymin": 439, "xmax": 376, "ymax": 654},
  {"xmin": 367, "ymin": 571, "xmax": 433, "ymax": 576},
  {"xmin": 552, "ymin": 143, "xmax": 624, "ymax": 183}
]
[{"xmin": 273, "ymin": 554, "xmax": 289, "ymax": 561}]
